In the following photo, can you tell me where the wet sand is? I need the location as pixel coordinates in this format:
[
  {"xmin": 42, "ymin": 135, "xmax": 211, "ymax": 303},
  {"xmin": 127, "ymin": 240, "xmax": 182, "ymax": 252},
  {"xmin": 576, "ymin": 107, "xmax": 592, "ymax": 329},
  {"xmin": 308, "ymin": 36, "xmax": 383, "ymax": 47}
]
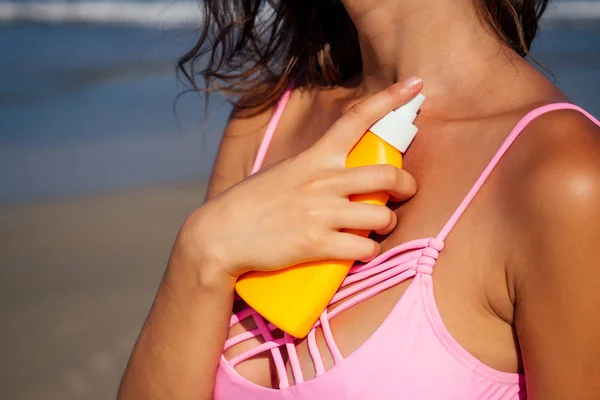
[{"xmin": 0, "ymin": 181, "xmax": 207, "ymax": 399}]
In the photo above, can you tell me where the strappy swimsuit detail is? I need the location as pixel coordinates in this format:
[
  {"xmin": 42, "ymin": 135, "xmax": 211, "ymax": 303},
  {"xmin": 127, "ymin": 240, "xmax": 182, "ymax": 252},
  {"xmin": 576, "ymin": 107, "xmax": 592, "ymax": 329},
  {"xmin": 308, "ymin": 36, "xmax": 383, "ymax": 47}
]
[{"xmin": 214, "ymin": 83, "xmax": 600, "ymax": 399}]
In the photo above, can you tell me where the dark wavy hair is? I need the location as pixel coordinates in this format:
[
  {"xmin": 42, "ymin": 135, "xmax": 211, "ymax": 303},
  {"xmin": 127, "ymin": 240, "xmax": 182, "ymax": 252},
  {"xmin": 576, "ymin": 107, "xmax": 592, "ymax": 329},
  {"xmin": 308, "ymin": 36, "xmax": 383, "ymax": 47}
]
[{"xmin": 178, "ymin": 0, "xmax": 549, "ymax": 114}]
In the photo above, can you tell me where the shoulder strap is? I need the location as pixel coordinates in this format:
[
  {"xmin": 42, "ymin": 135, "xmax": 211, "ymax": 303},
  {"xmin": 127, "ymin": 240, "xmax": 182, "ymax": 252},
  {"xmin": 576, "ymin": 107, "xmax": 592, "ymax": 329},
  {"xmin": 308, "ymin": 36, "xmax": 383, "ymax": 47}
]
[
  {"xmin": 250, "ymin": 80, "xmax": 296, "ymax": 174},
  {"xmin": 436, "ymin": 103, "xmax": 599, "ymax": 241}
]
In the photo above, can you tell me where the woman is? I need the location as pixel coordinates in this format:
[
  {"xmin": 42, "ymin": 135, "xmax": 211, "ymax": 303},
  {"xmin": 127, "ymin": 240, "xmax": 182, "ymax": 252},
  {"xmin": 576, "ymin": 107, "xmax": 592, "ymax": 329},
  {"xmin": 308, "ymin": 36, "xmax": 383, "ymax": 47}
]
[{"xmin": 119, "ymin": 0, "xmax": 600, "ymax": 398}]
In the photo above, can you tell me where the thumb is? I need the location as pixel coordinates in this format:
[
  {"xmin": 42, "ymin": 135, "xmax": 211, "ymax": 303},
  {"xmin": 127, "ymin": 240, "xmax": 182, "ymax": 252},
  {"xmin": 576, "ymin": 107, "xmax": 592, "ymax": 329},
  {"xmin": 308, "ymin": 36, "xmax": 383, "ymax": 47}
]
[{"xmin": 315, "ymin": 77, "xmax": 423, "ymax": 157}]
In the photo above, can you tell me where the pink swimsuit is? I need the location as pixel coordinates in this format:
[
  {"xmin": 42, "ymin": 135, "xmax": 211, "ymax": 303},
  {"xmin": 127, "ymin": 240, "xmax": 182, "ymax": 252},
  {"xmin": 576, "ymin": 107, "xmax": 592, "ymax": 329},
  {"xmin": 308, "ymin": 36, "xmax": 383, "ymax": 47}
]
[{"xmin": 214, "ymin": 85, "xmax": 600, "ymax": 399}]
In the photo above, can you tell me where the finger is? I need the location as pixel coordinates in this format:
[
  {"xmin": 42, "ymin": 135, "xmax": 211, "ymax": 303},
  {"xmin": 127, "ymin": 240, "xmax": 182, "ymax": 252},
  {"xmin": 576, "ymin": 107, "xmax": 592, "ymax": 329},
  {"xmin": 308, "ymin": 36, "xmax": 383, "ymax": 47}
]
[
  {"xmin": 330, "ymin": 164, "xmax": 417, "ymax": 202},
  {"xmin": 331, "ymin": 202, "xmax": 397, "ymax": 233},
  {"xmin": 374, "ymin": 210, "xmax": 397, "ymax": 235},
  {"xmin": 320, "ymin": 232, "xmax": 381, "ymax": 263},
  {"xmin": 314, "ymin": 76, "xmax": 423, "ymax": 156}
]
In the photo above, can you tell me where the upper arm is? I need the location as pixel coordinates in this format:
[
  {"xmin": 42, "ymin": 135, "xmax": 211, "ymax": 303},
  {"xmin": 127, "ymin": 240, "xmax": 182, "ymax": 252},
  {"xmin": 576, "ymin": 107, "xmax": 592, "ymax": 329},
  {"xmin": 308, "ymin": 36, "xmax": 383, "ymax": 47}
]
[
  {"xmin": 509, "ymin": 111, "xmax": 600, "ymax": 398},
  {"xmin": 205, "ymin": 105, "xmax": 275, "ymax": 201}
]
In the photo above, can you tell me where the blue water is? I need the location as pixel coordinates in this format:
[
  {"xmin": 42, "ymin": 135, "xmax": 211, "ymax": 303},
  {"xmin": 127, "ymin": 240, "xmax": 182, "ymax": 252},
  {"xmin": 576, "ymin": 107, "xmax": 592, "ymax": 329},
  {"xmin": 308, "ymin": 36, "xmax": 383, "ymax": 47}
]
[
  {"xmin": 0, "ymin": 16, "xmax": 599, "ymax": 203},
  {"xmin": 0, "ymin": 23, "xmax": 228, "ymax": 202}
]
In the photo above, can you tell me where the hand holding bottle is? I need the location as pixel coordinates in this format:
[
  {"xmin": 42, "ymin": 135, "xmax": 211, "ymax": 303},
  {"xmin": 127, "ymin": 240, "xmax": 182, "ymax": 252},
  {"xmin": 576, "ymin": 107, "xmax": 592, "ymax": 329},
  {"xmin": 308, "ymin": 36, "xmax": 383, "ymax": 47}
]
[{"xmin": 179, "ymin": 77, "xmax": 423, "ymax": 289}]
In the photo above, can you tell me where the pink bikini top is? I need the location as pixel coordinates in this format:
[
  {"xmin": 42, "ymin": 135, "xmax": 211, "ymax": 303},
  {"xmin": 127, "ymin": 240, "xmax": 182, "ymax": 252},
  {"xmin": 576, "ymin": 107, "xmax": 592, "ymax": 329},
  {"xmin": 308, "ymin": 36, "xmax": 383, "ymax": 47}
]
[{"xmin": 214, "ymin": 83, "xmax": 600, "ymax": 399}]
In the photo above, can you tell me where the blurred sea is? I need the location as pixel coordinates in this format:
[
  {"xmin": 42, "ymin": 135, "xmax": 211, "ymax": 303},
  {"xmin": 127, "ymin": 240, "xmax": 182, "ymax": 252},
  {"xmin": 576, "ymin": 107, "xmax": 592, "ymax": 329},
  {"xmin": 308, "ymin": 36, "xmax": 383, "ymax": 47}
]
[{"xmin": 0, "ymin": 0, "xmax": 599, "ymax": 203}]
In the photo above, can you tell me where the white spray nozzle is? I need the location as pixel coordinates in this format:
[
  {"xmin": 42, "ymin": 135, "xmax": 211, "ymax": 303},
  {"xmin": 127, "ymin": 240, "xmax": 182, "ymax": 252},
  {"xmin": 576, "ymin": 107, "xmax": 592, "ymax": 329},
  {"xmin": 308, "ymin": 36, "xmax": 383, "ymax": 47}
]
[
  {"xmin": 393, "ymin": 93, "xmax": 426, "ymax": 122},
  {"xmin": 369, "ymin": 92, "xmax": 426, "ymax": 153}
]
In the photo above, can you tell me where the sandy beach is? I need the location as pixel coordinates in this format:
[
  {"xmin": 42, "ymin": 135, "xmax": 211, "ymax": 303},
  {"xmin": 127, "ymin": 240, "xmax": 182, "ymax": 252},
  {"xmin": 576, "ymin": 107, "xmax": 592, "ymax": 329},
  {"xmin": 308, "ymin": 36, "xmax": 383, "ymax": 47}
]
[{"xmin": 0, "ymin": 181, "xmax": 207, "ymax": 399}]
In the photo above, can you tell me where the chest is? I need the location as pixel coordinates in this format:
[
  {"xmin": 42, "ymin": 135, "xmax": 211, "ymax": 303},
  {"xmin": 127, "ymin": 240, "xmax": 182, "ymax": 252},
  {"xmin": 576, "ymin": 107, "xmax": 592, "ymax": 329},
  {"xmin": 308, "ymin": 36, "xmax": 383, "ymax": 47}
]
[
  {"xmin": 267, "ymin": 104, "xmax": 510, "ymax": 244},
  {"xmin": 225, "ymin": 103, "xmax": 521, "ymax": 388}
]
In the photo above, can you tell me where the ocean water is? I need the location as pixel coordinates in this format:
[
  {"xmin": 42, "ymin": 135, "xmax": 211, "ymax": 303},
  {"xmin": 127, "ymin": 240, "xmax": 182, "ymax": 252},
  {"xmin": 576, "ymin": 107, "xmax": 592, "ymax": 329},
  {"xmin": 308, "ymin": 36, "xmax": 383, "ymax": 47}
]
[
  {"xmin": 0, "ymin": 22, "xmax": 229, "ymax": 203},
  {"xmin": 0, "ymin": 0, "xmax": 599, "ymax": 203}
]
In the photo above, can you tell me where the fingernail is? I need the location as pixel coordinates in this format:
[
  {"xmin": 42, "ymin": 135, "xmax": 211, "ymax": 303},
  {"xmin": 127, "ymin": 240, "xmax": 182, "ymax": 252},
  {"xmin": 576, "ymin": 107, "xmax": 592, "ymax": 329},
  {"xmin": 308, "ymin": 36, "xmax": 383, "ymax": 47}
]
[{"xmin": 404, "ymin": 76, "xmax": 423, "ymax": 89}]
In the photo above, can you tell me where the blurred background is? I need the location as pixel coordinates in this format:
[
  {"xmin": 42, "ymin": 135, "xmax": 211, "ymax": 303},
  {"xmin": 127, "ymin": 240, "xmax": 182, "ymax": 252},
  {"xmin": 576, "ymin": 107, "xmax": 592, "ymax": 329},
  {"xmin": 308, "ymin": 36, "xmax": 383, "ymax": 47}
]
[{"xmin": 0, "ymin": 0, "xmax": 598, "ymax": 398}]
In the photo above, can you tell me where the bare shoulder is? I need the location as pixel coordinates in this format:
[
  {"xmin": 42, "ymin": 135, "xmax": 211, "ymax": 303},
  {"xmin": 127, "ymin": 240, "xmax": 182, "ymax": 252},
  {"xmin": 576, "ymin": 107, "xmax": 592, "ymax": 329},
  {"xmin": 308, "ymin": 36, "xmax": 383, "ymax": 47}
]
[
  {"xmin": 499, "ymin": 108, "xmax": 600, "ymax": 231},
  {"xmin": 205, "ymin": 102, "xmax": 277, "ymax": 200},
  {"xmin": 496, "ymin": 107, "xmax": 600, "ymax": 396},
  {"xmin": 497, "ymin": 108, "xmax": 600, "ymax": 260}
]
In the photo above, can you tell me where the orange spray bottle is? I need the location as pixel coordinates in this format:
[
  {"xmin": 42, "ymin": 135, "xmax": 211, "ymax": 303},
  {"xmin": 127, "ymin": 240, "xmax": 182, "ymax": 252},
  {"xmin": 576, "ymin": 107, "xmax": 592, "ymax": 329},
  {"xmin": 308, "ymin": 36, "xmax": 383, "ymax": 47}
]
[{"xmin": 236, "ymin": 93, "xmax": 426, "ymax": 338}]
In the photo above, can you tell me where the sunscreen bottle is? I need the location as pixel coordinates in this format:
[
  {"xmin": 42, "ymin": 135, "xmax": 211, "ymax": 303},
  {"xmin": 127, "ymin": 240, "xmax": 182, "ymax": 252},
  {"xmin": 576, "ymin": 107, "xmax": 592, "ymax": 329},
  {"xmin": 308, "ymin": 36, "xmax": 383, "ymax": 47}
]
[{"xmin": 236, "ymin": 93, "xmax": 426, "ymax": 338}]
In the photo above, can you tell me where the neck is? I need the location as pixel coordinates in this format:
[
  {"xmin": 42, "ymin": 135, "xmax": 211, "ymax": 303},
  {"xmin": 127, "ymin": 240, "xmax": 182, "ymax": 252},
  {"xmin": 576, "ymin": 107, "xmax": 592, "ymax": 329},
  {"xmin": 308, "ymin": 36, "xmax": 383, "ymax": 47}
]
[{"xmin": 342, "ymin": 0, "xmax": 523, "ymax": 114}]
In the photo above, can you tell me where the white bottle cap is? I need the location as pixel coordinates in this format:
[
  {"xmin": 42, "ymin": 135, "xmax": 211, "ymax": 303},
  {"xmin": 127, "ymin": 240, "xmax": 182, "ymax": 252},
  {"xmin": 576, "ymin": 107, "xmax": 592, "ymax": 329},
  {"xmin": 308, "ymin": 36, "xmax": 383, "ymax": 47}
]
[{"xmin": 369, "ymin": 93, "xmax": 425, "ymax": 153}]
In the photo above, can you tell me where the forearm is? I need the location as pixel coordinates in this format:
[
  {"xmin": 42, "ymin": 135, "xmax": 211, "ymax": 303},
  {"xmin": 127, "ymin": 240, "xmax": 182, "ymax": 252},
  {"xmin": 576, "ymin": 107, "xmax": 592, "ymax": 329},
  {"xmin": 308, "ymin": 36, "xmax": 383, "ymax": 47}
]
[{"xmin": 118, "ymin": 240, "xmax": 235, "ymax": 400}]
